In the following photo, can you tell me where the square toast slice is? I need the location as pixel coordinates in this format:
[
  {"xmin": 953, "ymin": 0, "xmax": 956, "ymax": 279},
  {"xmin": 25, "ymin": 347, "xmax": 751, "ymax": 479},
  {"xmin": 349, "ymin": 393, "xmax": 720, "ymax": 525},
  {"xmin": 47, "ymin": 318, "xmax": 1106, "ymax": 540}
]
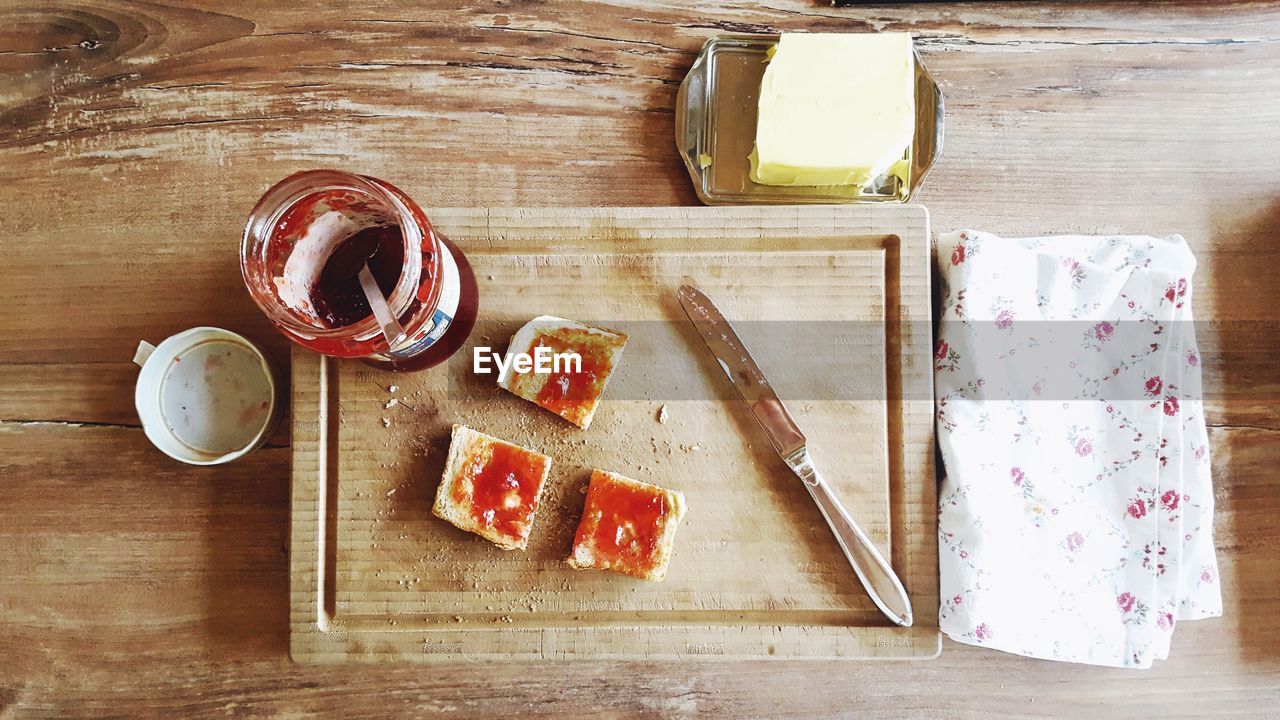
[
  {"xmin": 432, "ymin": 425, "xmax": 552, "ymax": 550},
  {"xmin": 497, "ymin": 315, "xmax": 628, "ymax": 429},
  {"xmin": 568, "ymin": 469, "xmax": 687, "ymax": 581}
]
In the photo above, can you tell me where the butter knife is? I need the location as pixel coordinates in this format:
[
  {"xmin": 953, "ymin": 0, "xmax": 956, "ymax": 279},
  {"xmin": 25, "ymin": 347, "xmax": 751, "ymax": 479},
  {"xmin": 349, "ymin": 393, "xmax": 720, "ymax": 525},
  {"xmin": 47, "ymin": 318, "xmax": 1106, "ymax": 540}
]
[{"xmin": 677, "ymin": 284, "xmax": 913, "ymax": 628}]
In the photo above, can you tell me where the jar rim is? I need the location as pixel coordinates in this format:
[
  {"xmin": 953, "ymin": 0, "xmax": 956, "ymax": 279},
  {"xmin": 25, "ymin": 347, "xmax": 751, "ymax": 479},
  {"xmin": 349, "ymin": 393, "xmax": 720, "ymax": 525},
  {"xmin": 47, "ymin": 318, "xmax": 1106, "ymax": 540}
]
[{"xmin": 240, "ymin": 169, "xmax": 438, "ymax": 343}]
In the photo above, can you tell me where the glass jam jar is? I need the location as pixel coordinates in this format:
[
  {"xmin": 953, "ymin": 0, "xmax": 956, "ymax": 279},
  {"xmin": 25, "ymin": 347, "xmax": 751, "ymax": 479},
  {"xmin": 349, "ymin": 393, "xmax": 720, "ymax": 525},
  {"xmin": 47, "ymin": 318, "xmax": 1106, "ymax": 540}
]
[{"xmin": 241, "ymin": 170, "xmax": 476, "ymax": 371}]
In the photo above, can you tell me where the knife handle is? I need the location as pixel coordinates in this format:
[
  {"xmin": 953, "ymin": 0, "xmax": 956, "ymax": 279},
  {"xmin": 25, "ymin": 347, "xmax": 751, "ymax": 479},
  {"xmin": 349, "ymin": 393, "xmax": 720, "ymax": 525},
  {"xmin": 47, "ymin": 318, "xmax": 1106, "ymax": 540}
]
[{"xmin": 796, "ymin": 458, "xmax": 914, "ymax": 628}]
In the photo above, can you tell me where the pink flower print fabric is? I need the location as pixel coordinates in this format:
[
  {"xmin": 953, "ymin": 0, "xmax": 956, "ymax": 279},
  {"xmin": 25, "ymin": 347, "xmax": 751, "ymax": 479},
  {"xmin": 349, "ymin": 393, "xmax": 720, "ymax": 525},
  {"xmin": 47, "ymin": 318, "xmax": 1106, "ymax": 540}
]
[{"xmin": 935, "ymin": 230, "xmax": 1221, "ymax": 668}]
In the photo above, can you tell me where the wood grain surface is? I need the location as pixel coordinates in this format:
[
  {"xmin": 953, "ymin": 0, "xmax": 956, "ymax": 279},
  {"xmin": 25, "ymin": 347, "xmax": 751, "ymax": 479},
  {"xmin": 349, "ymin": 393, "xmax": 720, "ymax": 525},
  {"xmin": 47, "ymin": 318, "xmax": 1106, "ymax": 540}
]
[{"xmin": 1, "ymin": 0, "xmax": 1278, "ymax": 716}]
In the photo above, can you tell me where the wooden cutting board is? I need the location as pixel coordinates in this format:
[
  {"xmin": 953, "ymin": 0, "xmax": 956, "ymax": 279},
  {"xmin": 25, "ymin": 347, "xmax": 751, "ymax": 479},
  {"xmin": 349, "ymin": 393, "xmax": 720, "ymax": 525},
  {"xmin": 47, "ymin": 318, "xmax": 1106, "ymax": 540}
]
[{"xmin": 289, "ymin": 206, "xmax": 937, "ymax": 661}]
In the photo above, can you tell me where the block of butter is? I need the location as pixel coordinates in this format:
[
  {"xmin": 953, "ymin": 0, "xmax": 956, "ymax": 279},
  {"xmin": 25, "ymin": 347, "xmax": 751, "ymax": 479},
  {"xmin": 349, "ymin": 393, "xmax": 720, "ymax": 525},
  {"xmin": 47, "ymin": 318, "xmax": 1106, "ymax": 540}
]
[{"xmin": 750, "ymin": 33, "xmax": 915, "ymax": 188}]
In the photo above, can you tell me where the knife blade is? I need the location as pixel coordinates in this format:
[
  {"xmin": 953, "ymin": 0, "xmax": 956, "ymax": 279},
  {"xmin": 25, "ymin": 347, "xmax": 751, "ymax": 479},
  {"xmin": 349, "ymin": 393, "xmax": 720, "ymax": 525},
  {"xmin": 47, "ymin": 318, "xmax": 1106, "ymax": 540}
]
[{"xmin": 677, "ymin": 284, "xmax": 914, "ymax": 628}]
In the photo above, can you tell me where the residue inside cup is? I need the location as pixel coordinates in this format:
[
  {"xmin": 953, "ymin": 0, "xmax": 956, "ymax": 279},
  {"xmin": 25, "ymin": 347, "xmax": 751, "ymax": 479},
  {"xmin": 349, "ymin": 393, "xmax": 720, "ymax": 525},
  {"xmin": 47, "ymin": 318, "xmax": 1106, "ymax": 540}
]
[{"xmin": 160, "ymin": 340, "xmax": 273, "ymax": 455}]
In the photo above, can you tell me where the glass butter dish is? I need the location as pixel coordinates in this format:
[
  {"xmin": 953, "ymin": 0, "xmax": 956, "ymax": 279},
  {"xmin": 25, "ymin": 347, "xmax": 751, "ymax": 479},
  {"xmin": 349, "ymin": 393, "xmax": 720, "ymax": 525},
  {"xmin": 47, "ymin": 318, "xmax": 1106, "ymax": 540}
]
[{"xmin": 675, "ymin": 34, "xmax": 944, "ymax": 204}]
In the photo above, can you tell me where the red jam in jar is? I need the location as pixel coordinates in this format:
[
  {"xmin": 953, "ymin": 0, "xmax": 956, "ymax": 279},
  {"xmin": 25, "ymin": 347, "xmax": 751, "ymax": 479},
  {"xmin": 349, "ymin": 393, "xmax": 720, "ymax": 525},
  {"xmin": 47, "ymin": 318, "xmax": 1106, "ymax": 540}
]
[{"xmin": 241, "ymin": 170, "xmax": 476, "ymax": 370}]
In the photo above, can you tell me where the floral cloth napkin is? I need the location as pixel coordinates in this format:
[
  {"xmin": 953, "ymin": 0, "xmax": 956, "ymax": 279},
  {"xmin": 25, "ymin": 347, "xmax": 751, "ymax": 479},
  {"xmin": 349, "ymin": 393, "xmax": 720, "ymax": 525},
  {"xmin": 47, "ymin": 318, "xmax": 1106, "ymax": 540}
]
[{"xmin": 934, "ymin": 230, "xmax": 1222, "ymax": 668}]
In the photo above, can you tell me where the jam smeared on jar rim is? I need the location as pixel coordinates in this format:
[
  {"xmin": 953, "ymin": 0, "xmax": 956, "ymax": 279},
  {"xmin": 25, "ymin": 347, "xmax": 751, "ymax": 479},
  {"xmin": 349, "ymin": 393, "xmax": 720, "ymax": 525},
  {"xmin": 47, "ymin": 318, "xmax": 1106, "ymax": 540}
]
[
  {"xmin": 453, "ymin": 441, "xmax": 548, "ymax": 542},
  {"xmin": 246, "ymin": 173, "xmax": 477, "ymax": 366},
  {"xmin": 263, "ymin": 186, "xmax": 425, "ymax": 333},
  {"xmin": 575, "ymin": 472, "xmax": 668, "ymax": 576},
  {"xmin": 309, "ymin": 224, "xmax": 405, "ymax": 328}
]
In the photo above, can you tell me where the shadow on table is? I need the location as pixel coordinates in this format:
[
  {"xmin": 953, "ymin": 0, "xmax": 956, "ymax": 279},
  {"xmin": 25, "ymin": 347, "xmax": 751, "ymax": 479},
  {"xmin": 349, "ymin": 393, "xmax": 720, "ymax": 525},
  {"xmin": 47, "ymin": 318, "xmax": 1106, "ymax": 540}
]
[{"xmin": 1204, "ymin": 197, "xmax": 1280, "ymax": 665}]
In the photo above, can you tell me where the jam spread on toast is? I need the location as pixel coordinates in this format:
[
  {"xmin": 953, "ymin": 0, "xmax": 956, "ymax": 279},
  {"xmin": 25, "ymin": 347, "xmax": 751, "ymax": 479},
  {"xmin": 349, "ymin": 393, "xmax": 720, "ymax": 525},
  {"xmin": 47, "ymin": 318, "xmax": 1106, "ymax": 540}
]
[
  {"xmin": 527, "ymin": 332, "xmax": 610, "ymax": 422},
  {"xmin": 454, "ymin": 442, "xmax": 547, "ymax": 542},
  {"xmin": 576, "ymin": 473, "xmax": 667, "ymax": 576}
]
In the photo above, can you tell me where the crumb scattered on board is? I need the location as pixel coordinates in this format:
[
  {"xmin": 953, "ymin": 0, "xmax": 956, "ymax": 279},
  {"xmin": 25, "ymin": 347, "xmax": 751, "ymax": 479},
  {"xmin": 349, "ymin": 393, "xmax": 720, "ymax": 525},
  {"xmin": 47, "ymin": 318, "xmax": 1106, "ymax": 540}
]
[{"xmin": 345, "ymin": 354, "xmax": 719, "ymax": 627}]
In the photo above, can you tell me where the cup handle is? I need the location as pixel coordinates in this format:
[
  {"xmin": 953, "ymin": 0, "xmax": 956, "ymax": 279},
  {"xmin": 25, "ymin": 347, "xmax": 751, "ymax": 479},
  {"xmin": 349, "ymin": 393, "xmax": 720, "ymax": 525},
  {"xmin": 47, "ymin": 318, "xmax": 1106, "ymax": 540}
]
[{"xmin": 133, "ymin": 341, "xmax": 156, "ymax": 368}]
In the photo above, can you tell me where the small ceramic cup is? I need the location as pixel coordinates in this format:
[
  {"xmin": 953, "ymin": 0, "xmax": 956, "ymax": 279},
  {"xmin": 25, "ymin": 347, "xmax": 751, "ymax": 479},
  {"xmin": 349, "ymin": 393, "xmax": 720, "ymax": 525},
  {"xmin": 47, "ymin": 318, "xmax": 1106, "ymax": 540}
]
[{"xmin": 133, "ymin": 327, "xmax": 279, "ymax": 465}]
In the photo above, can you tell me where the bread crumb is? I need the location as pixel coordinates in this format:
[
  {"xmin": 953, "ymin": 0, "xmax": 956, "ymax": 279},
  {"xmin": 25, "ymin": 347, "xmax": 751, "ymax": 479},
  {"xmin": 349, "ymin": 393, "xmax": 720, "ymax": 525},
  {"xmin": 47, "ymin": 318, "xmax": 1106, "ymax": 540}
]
[
  {"xmin": 382, "ymin": 417, "xmax": 391, "ymax": 428},
  {"xmin": 386, "ymin": 488, "xmax": 397, "ymax": 497},
  {"xmin": 385, "ymin": 398, "xmax": 398, "ymax": 409},
  {"xmin": 656, "ymin": 404, "xmax": 668, "ymax": 424},
  {"xmin": 389, "ymin": 384, "xmax": 399, "ymax": 393}
]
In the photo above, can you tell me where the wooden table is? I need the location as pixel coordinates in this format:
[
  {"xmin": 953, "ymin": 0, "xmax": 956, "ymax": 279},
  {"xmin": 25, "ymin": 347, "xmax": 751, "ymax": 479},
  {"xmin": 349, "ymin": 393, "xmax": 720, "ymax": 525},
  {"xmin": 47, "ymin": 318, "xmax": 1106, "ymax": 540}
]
[{"xmin": 3, "ymin": 1, "xmax": 1278, "ymax": 716}]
